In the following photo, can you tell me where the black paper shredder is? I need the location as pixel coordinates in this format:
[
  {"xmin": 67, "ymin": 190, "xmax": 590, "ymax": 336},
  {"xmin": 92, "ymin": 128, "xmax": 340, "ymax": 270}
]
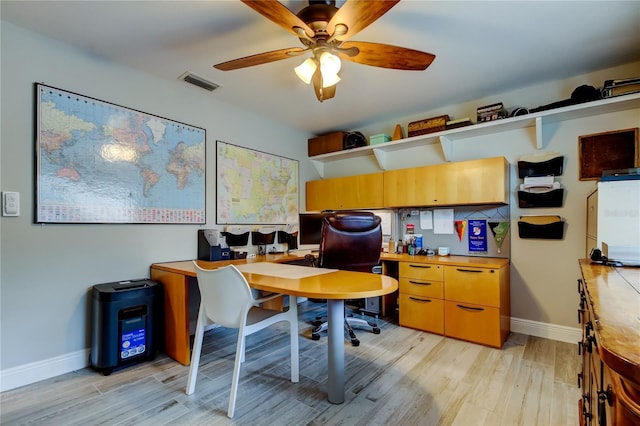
[{"xmin": 90, "ymin": 279, "xmax": 161, "ymax": 375}]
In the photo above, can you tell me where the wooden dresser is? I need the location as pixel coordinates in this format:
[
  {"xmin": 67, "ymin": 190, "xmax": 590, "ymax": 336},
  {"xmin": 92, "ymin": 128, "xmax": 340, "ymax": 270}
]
[{"xmin": 578, "ymin": 259, "xmax": 640, "ymax": 425}]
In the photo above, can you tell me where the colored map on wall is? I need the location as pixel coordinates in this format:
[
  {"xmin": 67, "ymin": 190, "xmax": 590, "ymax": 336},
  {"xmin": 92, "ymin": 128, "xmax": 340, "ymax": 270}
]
[
  {"xmin": 216, "ymin": 141, "xmax": 298, "ymax": 224},
  {"xmin": 36, "ymin": 84, "xmax": 206, "ymax": 223}
]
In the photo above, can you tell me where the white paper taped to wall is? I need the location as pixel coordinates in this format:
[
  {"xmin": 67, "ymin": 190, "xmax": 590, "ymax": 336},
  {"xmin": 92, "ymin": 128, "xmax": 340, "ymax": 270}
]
[
  {"xmin": 433, "ymin": 209, "xmax": 454, "ymax": 234},
  {"xmin": 420, "ymin": 211, "xmax": 433, "ymax": 229}
]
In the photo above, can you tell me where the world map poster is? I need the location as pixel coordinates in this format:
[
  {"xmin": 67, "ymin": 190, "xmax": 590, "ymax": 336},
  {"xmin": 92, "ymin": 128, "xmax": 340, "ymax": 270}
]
[
  {"xmin": 216, "ymin": 141, "xmax": 298, "ymax": 225},
  {"xmin": 36, "ymin": 84, "xmax": 206, "ymax": 224}
]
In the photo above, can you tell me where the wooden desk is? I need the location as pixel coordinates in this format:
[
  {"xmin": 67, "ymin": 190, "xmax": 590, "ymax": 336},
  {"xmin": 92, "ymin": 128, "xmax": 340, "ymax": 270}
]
[{"xmin": 150, "ymin": 256, "xmax": 398, "ymax": 404}]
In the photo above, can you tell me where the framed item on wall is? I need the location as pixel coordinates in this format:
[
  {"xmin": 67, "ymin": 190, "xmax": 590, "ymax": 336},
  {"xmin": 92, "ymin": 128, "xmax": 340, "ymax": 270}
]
[
  {"xmin": 578, "ymin": 128, "xmax": 639, "ymax": 180},
  {"xmin": 216, "ymin": 141, "xmax": 298, "ymax": 225},
  {"xmin": 35, "ymin": 83, "xmax": 206, "ymax": 223}
]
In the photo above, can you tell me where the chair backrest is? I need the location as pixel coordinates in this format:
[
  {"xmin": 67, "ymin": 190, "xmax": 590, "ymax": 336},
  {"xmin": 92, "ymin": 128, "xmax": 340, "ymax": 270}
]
[
  {"xmin": 193, "ymin": 263, "xmax": 254, "ymax": 328},
  {"xmin": 318, "ymin": 211, "xmax": 382, "ymax": 273}
]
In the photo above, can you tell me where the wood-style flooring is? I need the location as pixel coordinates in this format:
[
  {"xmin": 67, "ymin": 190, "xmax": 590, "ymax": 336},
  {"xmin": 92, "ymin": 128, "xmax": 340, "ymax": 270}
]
[{"xmin": 0, "ymin": 301, "xmax": 580, "ymax": 425}]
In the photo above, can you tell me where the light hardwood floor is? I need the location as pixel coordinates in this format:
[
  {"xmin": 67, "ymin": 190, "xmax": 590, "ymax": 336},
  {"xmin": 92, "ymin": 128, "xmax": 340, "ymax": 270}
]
[{"xmin": 0, "ymin": 302, "xmax": 580, "ymax": 425}]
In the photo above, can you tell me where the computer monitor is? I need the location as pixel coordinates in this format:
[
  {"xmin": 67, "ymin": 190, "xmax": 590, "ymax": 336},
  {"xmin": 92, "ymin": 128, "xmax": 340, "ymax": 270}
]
[{"xmin": 298, "ymin": 212, "xmax": 328, "ymax": 246}]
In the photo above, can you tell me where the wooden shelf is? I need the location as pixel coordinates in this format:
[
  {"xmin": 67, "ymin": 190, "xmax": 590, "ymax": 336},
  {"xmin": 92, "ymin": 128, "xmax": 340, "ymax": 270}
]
[{"xmin": 309, "ymin": 93, "xmax": 640, "ymax": 177}]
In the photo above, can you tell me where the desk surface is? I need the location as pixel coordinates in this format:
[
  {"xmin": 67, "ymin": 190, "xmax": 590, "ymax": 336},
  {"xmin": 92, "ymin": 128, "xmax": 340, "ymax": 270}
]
[{"xmin": 152, "ymin": 259, "xmax": 398, "ymax": 300}]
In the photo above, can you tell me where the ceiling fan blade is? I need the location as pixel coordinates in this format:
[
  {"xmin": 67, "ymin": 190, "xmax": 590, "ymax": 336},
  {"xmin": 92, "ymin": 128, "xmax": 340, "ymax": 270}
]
[
  {"xmin": 214, "ymin": 47, "xmax": 306, "ymax": 71},
  {"xmin": 327, "ymin": 0, "xmax": 400, "ymax": 41},
  {"xmin": 337, "ymin": 41, "xmax": 435, "ymax": 71},
  {"xmin": 241, "ymin": 0, "xmax": 314, "ymax": 38},
  {"xmin": 311, "ymin": 68, "xmax": 336, "ymax": 102}
]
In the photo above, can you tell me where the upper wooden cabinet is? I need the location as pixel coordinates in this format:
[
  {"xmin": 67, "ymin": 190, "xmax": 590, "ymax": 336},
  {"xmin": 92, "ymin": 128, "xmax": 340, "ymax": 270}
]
[
  {"xmin": 306, "ymin": 172, "xmax": 384, "ymax": 211},
  {"xmin": 383, "ymin": 157, "xmax": 509, "ymax": 207}
]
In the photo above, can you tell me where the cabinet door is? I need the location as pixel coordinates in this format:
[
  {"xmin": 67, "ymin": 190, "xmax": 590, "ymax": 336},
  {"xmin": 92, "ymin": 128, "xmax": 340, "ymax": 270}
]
[
  {"xmin": 444, "ymin": 266, "xmax": 501, "ymax": 307},
  {"xmin": 435, "ymin": 157, "xmax": 509, "ymax": 205},
  {"xmin": 383, "ymin": 157, "xmax": 508, "ymax": 207},
  {"xmin": 306, "ymin": 172, "xmax": 384, "ymax": 211},
  {"xmin": 383, "ymin": 165, "xmax": 436, "ymax": 207}
]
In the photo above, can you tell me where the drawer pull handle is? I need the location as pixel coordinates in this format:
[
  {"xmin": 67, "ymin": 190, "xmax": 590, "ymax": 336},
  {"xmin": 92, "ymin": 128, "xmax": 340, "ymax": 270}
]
[
  {"xmin": 457, "ymin": 304, "xmax": 484, "ymax": 312},
  {"xmin": 409, "ymin": 280, "xmax": 432, "ymax": 286},
  {"xmin": 456, "ymin": 268, "xmax": 483, "ymax": 273},
  {"xmin": 409, "ymin": 264, "xmax": 432, "ymax": 269},
  {"xmin": 409, "ymin": 297, "xmax": 432, "ymax": 303}
]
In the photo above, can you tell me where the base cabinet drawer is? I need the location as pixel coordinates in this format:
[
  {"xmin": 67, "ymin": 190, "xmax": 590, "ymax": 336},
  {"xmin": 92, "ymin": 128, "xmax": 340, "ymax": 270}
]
[
  {"xmin": 399, "ymin": 293, "xmax": 444, "ymax": 334},
  {"xmin": 399, "ymin": 277, "xmax": 443, "ymax": 298},
  {"xmin": 444, "ymin": 301, "xmax": 502, "ymax": 348},
  {"xmin": 444, "ymin": 265, "xmax": 501, "ymax": 307}
]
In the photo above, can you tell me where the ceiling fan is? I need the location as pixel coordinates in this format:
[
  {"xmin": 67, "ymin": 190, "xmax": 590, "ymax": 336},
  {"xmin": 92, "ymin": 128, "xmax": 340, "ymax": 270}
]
[{"xmin": 214, "ymin": 0, "xmax": 436, "ymax": 102}]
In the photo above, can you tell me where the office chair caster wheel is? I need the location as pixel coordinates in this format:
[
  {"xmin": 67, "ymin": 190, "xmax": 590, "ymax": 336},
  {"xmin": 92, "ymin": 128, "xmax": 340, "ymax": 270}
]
[
  {"xmin": 351, "ymin": 338, "xmax": 360, "ymax": 347},
  {"xmin": 314, "ymin": 316, "xmax": 323, "ymax": 327},
  {"xmin": 312, "ymin": 332, "xmax": 321, "ymax": 341},
  {"xmin": 373, "ymin": 326, "xmax": 381, "ymax": 334}
]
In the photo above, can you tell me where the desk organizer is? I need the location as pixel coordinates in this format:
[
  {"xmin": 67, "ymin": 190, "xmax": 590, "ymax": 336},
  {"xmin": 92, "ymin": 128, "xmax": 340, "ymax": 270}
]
[
  {"xmin": 517, "ymin": 188, "xmax": 564, "ymax": 208},
  {"xmin": 517, "ymin": 215, "xmax": 565, "ymax": 239},
  {"xmin": 251, "ymin": 231, "xmax": 276, "ymax": 245},
  {"xmin": 517, "ymin": 155, "xmax": 564, "ymax": 178},
  {"xmin": 277, "ymin": 231, "xmax": 299, "ymax": 250},
  {"xmin": 221, "ymin": 231, "xmax": 250, "ymax": 247}
]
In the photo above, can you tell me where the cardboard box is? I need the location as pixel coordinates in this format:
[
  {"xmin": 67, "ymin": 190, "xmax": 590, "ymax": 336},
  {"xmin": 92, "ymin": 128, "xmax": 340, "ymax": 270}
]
[
  {"xmin": 370, "ymin": 133, "xmax": 391, "ymax": 145},
  {"xmin": 308, "ymin": 131, "xmax": 346, "ymax": 156}
]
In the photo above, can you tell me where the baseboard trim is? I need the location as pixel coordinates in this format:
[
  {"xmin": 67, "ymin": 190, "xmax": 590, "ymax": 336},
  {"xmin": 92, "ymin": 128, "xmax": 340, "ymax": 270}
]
[
  {"xmin": 1, "ymin": 318, "xmax": 581, "ymax": 392},
  {"xmin": 511, "ymin": 317, "xmax": 581, "ymax": 344},
  {"xmin": 0, "ymin": 349, "xmax": 89, "ymax": 392}
]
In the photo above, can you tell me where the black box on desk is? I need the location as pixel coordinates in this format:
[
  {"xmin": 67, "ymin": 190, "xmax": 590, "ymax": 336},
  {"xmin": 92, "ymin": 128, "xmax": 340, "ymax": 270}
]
[{"xmin": 197, "ymin": 230, "xmax": 231, "ymax": 261}]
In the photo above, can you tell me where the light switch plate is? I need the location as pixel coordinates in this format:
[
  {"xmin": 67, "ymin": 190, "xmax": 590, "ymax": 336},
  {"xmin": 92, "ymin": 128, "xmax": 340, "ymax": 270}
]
[{"xmin": 2, "ymin": 192, "xmax": 20, "ymax": 216}]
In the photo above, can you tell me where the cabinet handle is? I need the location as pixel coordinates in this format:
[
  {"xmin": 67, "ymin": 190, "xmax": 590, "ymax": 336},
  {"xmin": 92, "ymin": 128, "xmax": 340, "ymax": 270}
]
[
  {"xmin": 577, "ymin": 308, "xmax": 584, "ymax": 324},
  {"xmin": 455, "ymin": 268, "xmax": 483, "ymax": 273},
  {"xmin": 409, "ymin": 264, "xmax": 432, "ymax": 269},
  {"xmin": 456, "ymin": 304, "xmax": 484, "ymax": 312},
  {"xmin": 409, "ymin": 280, "xmax": 432, "ymax": 286},
  {"xmin": 409, "ymin": 297, "xmax": 432, "ymax": 303}
]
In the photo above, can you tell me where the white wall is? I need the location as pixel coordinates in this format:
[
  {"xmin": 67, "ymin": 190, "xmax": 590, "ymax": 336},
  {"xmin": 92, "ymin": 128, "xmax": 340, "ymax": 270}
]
[{"xmin": 0, "ymin": 22, "xmax": 312, "ymax": 389}]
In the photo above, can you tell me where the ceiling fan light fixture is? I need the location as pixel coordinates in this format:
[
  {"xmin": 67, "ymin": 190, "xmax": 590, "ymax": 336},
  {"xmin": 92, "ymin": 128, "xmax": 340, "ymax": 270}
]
[
  {"xmin": 295, "ymin": 58, "xmax": 317, "ymax": 84},
  {"xmin": 321, "ymin": 71, "xmax": 340, "ymax": 88},
  {"xmin": 319, "ymin": 51, "xmax": 341, "ymax": 75}
]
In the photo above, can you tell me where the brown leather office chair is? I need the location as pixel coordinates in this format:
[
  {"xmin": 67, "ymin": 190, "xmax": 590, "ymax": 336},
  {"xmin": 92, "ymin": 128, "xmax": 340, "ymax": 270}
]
[{"xmin": 308, "ymin": 211, "xmax": 383, "ymax": 346}]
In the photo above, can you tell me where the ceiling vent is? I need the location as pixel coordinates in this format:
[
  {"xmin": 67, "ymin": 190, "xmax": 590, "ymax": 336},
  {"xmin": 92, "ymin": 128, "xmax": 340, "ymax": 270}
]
[{"xmin": 178, "ymin": 72, "xmax": 220, "ymax": 92}]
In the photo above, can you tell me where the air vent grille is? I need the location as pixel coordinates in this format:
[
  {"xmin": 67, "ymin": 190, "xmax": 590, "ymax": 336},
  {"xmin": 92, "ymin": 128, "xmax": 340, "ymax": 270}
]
[{"xmin": 179, "ymin": 72, "xmax": 220, "ymax": 92}]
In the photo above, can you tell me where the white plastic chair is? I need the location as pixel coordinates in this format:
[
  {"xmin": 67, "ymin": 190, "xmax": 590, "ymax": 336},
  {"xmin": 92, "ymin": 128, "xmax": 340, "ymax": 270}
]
[{"xmin": 186, "ymin": 262, "xmax": 299, "ymax": 418}]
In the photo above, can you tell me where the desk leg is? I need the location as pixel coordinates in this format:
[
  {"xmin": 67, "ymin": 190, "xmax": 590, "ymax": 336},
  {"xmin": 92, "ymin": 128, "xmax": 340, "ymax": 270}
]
[
  {"xmin": 327, "ymin": 299, "xmax": 345, "ymax": 404},
  {"xmin": 150, "ymin": 268, "xmax": 191, "ymax": 365}
]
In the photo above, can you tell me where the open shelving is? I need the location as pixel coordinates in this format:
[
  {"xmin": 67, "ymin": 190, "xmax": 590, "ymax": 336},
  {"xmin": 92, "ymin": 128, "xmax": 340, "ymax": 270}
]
[{"xmin": 309, "ymin": 92, "xmax": 640, "ymax": 177}]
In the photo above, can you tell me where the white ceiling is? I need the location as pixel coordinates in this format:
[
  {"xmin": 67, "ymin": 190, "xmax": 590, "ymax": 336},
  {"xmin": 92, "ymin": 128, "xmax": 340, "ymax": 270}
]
[{"xmin": 2, "ymin": 1, "xmax": 639, "ymax": 134}]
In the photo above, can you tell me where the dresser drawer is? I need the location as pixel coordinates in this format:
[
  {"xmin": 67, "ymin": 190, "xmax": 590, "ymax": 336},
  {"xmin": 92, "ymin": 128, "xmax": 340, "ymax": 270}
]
[
  {"xmin": 399, "ymin": 277, "xmax": 443, "ymax": 298},
  {"xmin": 399, "ymin": 262, "xmax": 443, "ymax": 281},
  {"xmin": 444, "ymin": 300, "xmax": 501, "ymax": 348},
  {"xmin": 444, "ymin": 265, "xmax": 501, "ymax": 307},
  {"xmin": 399, "ymin": 293, "xmax": 444, "ymax": 334}
]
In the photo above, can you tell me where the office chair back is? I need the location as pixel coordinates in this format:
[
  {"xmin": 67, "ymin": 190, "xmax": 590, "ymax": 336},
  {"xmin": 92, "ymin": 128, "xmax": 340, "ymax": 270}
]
[{"xmin": 318, "ymin": 211, "xmax": 382, "ymax": 272}]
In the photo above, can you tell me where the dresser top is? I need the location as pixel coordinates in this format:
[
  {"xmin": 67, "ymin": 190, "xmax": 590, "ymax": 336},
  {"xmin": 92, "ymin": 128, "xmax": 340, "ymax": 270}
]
[{"xmin": 579, "ymin": 259, "xmax": 640, "ymax": 385}]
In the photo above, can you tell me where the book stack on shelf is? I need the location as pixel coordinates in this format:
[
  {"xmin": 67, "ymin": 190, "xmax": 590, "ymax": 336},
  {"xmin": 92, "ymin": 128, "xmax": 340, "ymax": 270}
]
[
  {"xmin": 601, "ymin": 77, "xmax": 640, "ymax": 98},
  {"xmin": 476, "ymin": 102, "xmax": 507, "ymax": 123}
]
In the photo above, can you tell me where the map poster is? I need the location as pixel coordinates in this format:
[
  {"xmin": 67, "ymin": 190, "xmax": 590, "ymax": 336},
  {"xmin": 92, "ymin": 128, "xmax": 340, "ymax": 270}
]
[
  {"xmin": 216, "ymin": 141, "xmax": 298, "ymax": 225},
  {"xmin": 36, "ymin": 84, "xmax": 206, "ymax": 224}
]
